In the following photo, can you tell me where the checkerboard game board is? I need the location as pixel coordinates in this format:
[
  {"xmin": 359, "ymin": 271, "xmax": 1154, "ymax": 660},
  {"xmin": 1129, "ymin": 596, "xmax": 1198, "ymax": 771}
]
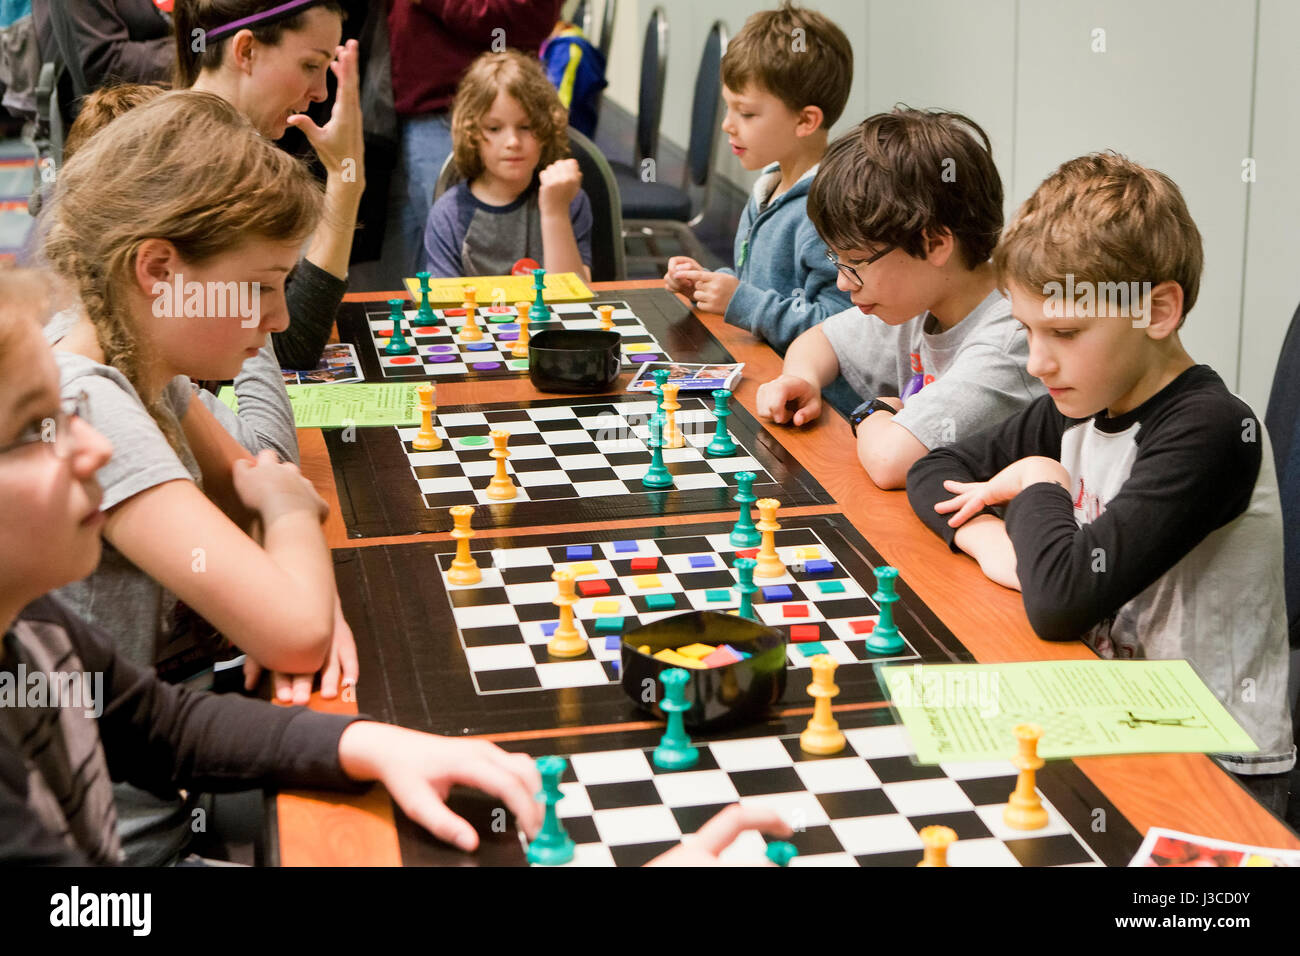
[
  {"xmin": 336, "ymin": 290, "xmax": 733, "ymax": 384},
  {"xmin": 366, "ymin": 299, "xmax": 671, "ymax": 379},
  {"xmin": 339, "ymin": 515, "xmax": 971, "ymax": 736},
  {"xmin": 327, "ymin": 393, "xmax": 832, "ymax": 536},
  {"xmin": 523, "ymin": 722, "xmax": 1115, "ymax": 867},
  {"xmin": 442, "ymin": 524, "xmax": 928, "ymax": 695}
]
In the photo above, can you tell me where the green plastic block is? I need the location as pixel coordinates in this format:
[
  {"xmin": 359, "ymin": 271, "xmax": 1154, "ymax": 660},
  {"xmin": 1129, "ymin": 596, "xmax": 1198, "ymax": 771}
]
[
  {"xmin": 645, "ymin": 593, "xmax": 677, "ymax": 611},
  {"xmin": 798, "ymin": 641, "xmax": 828, "ymax": 656},
  {"xmin": 817, "ymin": 580, "xmax": 847, "ymax": 594},
  {"xmin": 594, "ymin": 616, "xmax": 625, "ymax": 633},
  {"xmin": 705, "ymin": 589, "xmax": 733, "ymax": 603}
]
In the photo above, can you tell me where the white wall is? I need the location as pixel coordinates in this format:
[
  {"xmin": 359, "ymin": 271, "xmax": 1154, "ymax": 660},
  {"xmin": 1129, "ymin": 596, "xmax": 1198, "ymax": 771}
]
[{"xmin": 601, "ymin": 0, "xmax": 1298, "ymax": 412}]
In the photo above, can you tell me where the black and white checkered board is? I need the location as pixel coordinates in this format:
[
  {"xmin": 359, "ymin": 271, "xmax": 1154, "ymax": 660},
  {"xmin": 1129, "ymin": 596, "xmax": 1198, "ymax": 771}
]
[
  {"xmin": 443, "ymin": 525, "xmax": 926, "ymax": 695},
  {"xmin": 519, "ymin": 722, "xmax": 1115, "ymax": 867},
  {"xmin": 367, "ymin": 300, "xmax": 669, "ymax": 379},
  {"xmin": 327, "ymin": 393, "xmax": 832, "ymax": 536},
  {"xmin": 339, "ymin": 515, "xmax": 970, "ymax": 736},
  {"xmin": 336, "ymin": 289, "xmax": 735, "ymax": 385},
  {"xmin": 402, "ymin": 396, "xmax": 767, "ymax": 508}
]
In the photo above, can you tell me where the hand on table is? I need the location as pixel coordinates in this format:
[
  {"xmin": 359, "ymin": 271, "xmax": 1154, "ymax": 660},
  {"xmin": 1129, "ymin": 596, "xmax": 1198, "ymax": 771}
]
[
  {"xmin": 680, "ymin": 270, "xmax": 740, "ymax": 314},
  {"xmin": 646, "ymin": 804, "xmax": 793, "ymax": 866},
  {"xmin": 755, "ymin": 374, "xmax": 822, "ymax": 426},
  {"xmin": 244, "ymin": 597, "xmax": 359, "ymax": 704},
  {"xmin": 664, "ymin": 256, "xmax": 702, "ymax": 296},
  {"xmin": 336, "ymin": 723, "xmax": 543, "ymax": 852}
]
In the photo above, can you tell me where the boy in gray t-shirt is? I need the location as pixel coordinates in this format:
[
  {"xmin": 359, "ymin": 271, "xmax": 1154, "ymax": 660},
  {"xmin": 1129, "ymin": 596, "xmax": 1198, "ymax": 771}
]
[{"xmin": 756, "ymin": 108, "xmax": 1045, "ymax": 488}]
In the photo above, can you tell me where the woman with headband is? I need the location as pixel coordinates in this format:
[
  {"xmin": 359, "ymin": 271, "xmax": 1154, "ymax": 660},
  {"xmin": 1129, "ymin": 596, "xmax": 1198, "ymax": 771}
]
[{"xmin": 174, "ymin": 0, "xmax": 363, "ymax": 372}]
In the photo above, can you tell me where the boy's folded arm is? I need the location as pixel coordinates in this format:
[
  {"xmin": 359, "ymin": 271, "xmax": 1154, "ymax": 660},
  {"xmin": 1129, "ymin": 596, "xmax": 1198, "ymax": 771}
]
[
  {"xmin": 1005, "ymin": 409, "xmax": 1262, "ymax": 642},
  {"xmin": 906, "ymin": 396, "xmax": 1064, "ymax": 548}
]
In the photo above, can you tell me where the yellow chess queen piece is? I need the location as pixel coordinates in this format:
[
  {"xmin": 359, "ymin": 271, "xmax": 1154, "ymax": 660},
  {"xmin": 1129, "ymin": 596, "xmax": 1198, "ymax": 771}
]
[
  {"xmin": 753, "ymin": 498, "xmax": 786, "ymax": 578},
  {"xmin": 661, "ymin": 382, "xmax": 684, "ymax": 448},
  {"xmin": 917, "ymin": 825, "xmax": 956, "ymax": 867},
  {"xmin": 412, "ymin": 383, "xmax": 442, "ymax": 450},
  {"xmin": 446, "ymin": 505, "xmax": 481, "ymax": 585},
  {"xmin": 1003, "ymin": 723, "xmax": 1049, "ymax": 830},
  {"xmin": 463, "ymin": 285, "xmax": 478, "ymax": 307},
  {"xmin": 799, "ymin": 655, "xmax": 846, "ymax": 755},
  {"xmin": 598, "ymin": 304, "xmax": 614, "ymax": 331},
  {"xmin": 547, "ymin": 569, "xmax": 587, "ymax": 658},
  {"xmin": 458, "ymin": 299, "xmax": 484, "ymax": 342},
  {"xmin": 485, "ymin": 430, "xmax": 517, "ymax": 500},
  {"xmin": 512, "ymin": 302, "xmax": 531, "ymax": 358}
]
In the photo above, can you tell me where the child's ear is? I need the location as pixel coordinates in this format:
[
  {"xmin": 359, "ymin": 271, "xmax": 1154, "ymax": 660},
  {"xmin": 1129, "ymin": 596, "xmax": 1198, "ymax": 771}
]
[
  {"xmin": 134, "ymin": 240, "xmax": 180, "ymax": 298},
  {"xmin": 923, "ymin": 228, "xmax": 956, "ymax": 267},
  {"xmin": 796, "ymin": 105, "xmax": 825, "ymax": 137},
  {"xmin": 1142, "ymin": 280, "xmax": 1185, "ymax": 339}
]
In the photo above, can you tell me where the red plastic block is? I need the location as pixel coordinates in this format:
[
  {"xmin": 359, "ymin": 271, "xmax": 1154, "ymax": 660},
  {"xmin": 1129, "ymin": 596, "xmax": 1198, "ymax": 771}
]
[
  {"xmin": 578, "ymin": 579, "xmax": 611, "ymax": 597},
  {"xmin": 782, "ymin": 604, "xmax": 810, "ymax": 618},
  {"xmin": 629, "ymin": 556, "xmax": 659, "ymax": 571},
  {"xmin": 849, "ymin": 619, "xmax": 876, "ymax": 634},
  {"xmin": 790, "ymin": 624, "xmax": 820, "ymax": 642},
  {"xmin": 735, "ymin": 548, "xmax": 759, "ymax": 559}
]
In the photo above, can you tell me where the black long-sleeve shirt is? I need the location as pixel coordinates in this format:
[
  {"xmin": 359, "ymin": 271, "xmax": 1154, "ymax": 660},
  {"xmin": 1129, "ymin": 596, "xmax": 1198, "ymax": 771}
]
[
  {"xmin": 0, "ymin": 596, "xmax": 366, "ymax": 865},
  {"xmin": 906, "ymin": 364, "xmax": 1294, "ymax": 772},
  {"xmin": 273, "ymin": 258, "xmax": 349, "ymax": 371}
]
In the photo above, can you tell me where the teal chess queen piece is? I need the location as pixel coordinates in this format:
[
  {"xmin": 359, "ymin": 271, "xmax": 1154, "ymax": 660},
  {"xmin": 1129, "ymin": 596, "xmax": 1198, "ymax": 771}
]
[
  {"xmin": 866, "ymin": 566, "xmax": 905, "ymax": 654},
  {"xmin": 642, "ymin": 413, "xmax": 675, "ymax": 489},
  {"xmin": 382, "ymin": 298, "xmax": 413, "ymax": 355},
  {"xmin": 706, "ymin": 389, "xmax": 737, "ymax": 456},
  {"xmin": 653, "ymin": 668, "xmax": 700, "ymax": 770},
  {"xmin": 730, "ymin": 471, "xmax": 761, "ymax": 547},
  {"xmin": 529, "ymin": 268, "xmax": 549, "ymax": 325},
  {"xmin": 415, "ymin": 271, "xmax": 436, "ymax": 324},
  {"xmin": 526, "ymin": 755, "xmax": 576, "ymax": 865},
  {"xmin": 650, "ymin": 368, "xmax": 670, "ymax": 430}
]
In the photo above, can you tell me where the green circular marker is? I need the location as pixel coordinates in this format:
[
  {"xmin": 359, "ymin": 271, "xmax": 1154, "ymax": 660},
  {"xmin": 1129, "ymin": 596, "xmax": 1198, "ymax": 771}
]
[
  {"xmin": 487, "ymin": 314, "xmax": 513, "ymax": 323},
  {"xmin": 457, "ymin": 435, "xmax": 490, "ymax": 447},
  {"xmin": 507, "ymin": 359, "xmax": 530, "ymax": 370}
]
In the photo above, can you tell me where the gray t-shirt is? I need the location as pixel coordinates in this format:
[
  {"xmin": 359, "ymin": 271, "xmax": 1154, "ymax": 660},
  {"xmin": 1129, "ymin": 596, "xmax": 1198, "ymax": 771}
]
[{"xmin": 821, "ymin": 289, "xmax": 1044, "ymax": 449}]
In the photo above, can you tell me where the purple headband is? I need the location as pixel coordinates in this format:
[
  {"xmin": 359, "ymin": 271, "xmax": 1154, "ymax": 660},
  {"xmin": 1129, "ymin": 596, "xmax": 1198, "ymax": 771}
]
[{"xmin": 205, "ymin": 0, "xmax": 322, "ymax": 41}]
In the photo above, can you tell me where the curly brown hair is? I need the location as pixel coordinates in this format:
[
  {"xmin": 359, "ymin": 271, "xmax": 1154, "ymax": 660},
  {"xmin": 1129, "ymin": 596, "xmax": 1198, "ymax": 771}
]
[{"xmin": 451, "ymin": 50, "xmax": 569, "ymax": 183}]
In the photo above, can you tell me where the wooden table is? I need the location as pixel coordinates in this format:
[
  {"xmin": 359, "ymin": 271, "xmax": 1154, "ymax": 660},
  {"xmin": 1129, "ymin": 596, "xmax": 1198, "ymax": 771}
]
[{"xmin": 277, "ymin": 279, "xmax": 1300, "ymax": 865}]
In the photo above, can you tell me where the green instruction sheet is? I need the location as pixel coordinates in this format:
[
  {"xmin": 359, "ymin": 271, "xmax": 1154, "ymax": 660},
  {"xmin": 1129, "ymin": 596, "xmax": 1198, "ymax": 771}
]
[
  {"xmin": 217, "ymin": 384, "xmax": 420, "ymax": 429},
  {"xmin": 878, "ymin": 660, "xmax": 1258, "ymax": 763}
]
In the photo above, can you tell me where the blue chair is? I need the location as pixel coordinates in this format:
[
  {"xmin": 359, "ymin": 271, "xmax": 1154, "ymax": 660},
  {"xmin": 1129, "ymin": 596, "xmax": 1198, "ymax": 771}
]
[{"xmin": 620, "ymin": 19, "xmax": 728, "ymax": 273}]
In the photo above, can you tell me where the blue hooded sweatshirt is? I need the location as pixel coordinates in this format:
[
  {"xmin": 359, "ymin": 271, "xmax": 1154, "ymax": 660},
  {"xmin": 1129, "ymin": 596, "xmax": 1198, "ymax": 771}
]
[{"xmin": 718, "ymin": 162, "xmax": 859, "ymax": 413}]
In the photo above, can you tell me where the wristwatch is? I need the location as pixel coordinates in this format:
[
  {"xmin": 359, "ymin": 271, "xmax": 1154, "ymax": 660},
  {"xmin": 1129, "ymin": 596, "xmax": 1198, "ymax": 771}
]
[{"xmin": 849, "ymin": 398, "xmax": 898, "ymax": 437}]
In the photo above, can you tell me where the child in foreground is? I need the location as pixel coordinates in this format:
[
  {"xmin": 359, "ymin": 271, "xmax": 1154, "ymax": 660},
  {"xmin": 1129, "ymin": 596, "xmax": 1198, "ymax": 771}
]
[
  {"xmin": 756, "ymin": 108, "xmax": 1043, "ymax": 488},
  {"xmin": 906, "ymin": 153, "xmax": 1295, "ymax": 812},
  {"xmin": 664, "ymin": 1, "xmax": 853, "ymax": 411},
  {"xmin": 424, "ymin": 50, "xmax": 592, "ymax": 281}
]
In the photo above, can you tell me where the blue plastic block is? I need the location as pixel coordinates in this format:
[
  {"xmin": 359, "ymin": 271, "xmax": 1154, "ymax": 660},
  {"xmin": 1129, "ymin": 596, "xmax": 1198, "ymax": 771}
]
[
  {"xmin": 604, "ymin": 634, "xmax": 622, "ymax": 649},
  {"xmin": 689, "ymin": 555, "xmax": 716, "ymax": 569},
  {"xmin": 566, "ymin": 545, "xmax": 594, "ymax": 560},
  {"xmin": 541, "ymin": 621, "xmax": 558, "ymax": 636},
  {"xmin": 803, "ymin": 559, "xmax": 835, "ymax": 575},
  {"xmin": 761, "ymin": 585, "xmax": 793, "ymax": 602},
  {"xmin": 613, "ymin": 540, "xmax": 640, "ymax": 553}
]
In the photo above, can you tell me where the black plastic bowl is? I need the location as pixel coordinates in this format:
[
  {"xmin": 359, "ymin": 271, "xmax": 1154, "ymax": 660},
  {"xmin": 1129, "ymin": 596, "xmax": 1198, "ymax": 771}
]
[
  {"xmin": 620, "ymin": 610, "xmax": 787, "ymax": 730},
  {"xmin": 528, "ymin": 328, "xmax": 623, "ymax": 393}
]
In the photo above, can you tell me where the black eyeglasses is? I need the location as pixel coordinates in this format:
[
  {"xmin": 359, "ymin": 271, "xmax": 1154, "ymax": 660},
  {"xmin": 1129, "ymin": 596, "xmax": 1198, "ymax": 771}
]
[
  {"xmin": 0, "ymin": 391, "xmax": 90, "ymax": 459},
  {"xmin": 826, "ymin": 245, "xmax": 895, "ymax": 290}
]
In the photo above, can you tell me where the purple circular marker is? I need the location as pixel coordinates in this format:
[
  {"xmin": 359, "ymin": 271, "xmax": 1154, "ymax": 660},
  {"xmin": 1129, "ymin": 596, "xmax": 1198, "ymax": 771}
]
[
  {"xmin": 429, "ymin": 353, "xmax": 458, "ymax": 363},
  {"xmin": 466, "ymin": 342, "xmax": 494, "ymax": 351},
  {"xmin": 498, "ymin": 332, "xmax": 519, "ymax": 341},
  {"xmin": 629, "ymin": 353, "xmax": 660, "ymax": 362},
  {"xmin": 498, "ymin": 323, "xmax": 519, "ymax": 332},
  {"xmin": 473, "ymin": 361, "xmax": 502, "ymax": 370},
  {"xmin": 429, "ymin": 344, "xmax": 455, "ymax": 353}
]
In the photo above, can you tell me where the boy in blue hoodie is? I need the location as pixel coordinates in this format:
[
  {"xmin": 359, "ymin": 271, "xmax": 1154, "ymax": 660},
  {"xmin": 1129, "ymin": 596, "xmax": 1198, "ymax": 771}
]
[{"xmin": 663, "ymin": 3, "xmax": 856, "ymax": 409}]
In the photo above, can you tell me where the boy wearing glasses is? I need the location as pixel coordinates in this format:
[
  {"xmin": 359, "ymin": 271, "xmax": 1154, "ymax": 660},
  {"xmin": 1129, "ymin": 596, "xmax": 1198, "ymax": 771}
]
[
  {"xmin": 663, "ymin": 4, "xmax": 858, "ymax": 411},
  {"xmin": 756, "ymin": 108, "xmax": 1043, "ymax": 488}
]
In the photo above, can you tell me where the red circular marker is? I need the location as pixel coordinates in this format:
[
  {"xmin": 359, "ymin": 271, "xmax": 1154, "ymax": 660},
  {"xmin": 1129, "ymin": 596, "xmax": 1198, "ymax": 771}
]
[
  {"xmin": 511, "ymin": 257, "xmax": 541, "ymax": 276},
  {"xmin": 414, "ymin": 326, "xmax": 440, "ymax": 335},
  {"xmin": 388, "ymin": 356, "xmax": 418, "ymax": 365}
]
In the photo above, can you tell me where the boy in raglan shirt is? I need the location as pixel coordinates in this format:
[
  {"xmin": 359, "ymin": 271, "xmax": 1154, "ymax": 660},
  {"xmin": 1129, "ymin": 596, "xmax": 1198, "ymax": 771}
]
[{"xmin": 907, "ymin": 153, "xmax": 1295, "ymax": 813}]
